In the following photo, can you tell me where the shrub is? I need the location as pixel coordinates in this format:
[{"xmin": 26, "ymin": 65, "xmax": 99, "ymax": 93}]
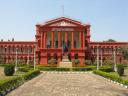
[
  {"xmin": 37, "ymin": 66, "xmax": 96, "ymax": 71},
  {"xmin": 117, "ymin": 64, "xmax": 125, "ymax": 76},
  {"xmin": 93, "ymin": 70, "xmax": 122, "ymax": 82},
  {"xmin": 72, "ymin": 66, "xmax": 96, "ymax": 71},
  {"xmin": 37, "ymin": 67, "xmax": 70, "ymax": 71},
  {"xmin": 0, "ymin": 76, "xmax": 24, "ymax": 95},
  {"xmin": 22, "ymin": 70, "xmax": 40, "ymax": 80},
  {"xmin": 84, "ymin": 60, "xmax": 92, "ymax": 66},
  {"xmin": 72, "ymin": 59, "xmax": 80, "ymax": 66},
  {"xmin": 103, "ymin": 60, "xmax": 114, "ymax": 66},
  {"xmin": 123, "ymin": 80, "xmax": 128, "ymax": 86},
  {"xmin": 0, "ymin": 69, "xmax": 40, "ymax": 96},
  {"xmin": 4, "ymin": 64, "xmax": 15, "ymax": 76},
  {"xmin": 18, "ymin": 67, "xmax": 31, "ymax": 72},
  {"xmin": 99, "ymin": 66, "xmax": 113, "ymax": 72}
]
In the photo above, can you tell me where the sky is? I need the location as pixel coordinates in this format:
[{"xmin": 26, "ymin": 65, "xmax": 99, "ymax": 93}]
[{"xmin": 0, "ymin": 0, "xmax": 128, "ymax": 42}]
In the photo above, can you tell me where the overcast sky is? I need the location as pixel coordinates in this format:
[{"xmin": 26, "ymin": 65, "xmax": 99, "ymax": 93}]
[{"xmin": 0, "ymin": 0, "xmax": 128, "ymax": 42}]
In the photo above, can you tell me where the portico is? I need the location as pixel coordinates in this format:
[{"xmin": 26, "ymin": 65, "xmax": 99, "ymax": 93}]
[{"xmin": 36, "ymin": 17, "xmax": 90, "ymax": 65}]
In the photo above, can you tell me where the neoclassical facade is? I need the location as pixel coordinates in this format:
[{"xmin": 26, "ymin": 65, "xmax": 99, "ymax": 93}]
[{"xmin": 0, "ymin": 17, "xmax": 128, "ymax": 65}]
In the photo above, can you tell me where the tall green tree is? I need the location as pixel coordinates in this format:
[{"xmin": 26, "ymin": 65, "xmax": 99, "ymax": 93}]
[
  {"xmin": 119, "ymin": 45, "xmax": 128, "ymax": 60},
  {"xmin": 103, "ymin": 39, "xmax": 116, "ymax": 42}
]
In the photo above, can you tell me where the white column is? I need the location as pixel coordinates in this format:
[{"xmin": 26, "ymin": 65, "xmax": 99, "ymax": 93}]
[
  {"xmin": 97, "ymin": 45, "xmax": 99, "ymax": 69},
  {"xmin": 100, "ymin": 48, "xmax": 103, "ymax": 67},
  {"xmin": 27, "ymin": 48, "xmax": 29, "ymax": 66},
  {"xmin": 34, "ymin": 45, "xmax": 36, "ymax": 70},
  {"xmin": 15, "ymin": 48, "xmax": 18, "ymax": 72},
  {"xmin": 113, "ymin": 48, "xmax": 117, "ymax": 72}
]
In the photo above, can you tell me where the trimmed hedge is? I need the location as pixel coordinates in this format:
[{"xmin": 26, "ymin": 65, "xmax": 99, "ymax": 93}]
[
  {"xmin": 93, "ymin": 70, "xmax": 121, "ymax": 82},
  {"xmin": 99, "ymin": 66, "xmax": 113, "ymax": 72},
  {"xmin": 37, "ymin": 67, "xmax": 70, "ymax": 71},
  {"xmin": 22, "ymin": 70, "xmax": 40, "ymax": 80},
  {"xmin": 18, "ymin": 67, "xmax": 31, "ymax": 72},
  {"xmin": 0, "ymin": 69, "xmax": 40, "ymax": 96},
  {"xmin": 117, "ymin": 64, "xmax": 125, "ymax": 76},
  {"xmin": 37, "ymin": 66, "xmax": 96, "ymax": 71},
  {"xmin": 4, "ymin": 64, "xmax": 15, "ymax": 76},
  {"xmin": 0, "ymin": 76, "xmax": 23, "ymax": 95},
  {"xmin": 93, "ymin": 70, "xmax": 128, "ymax": 86},
  {"xmin": 72, "ymin": 66, "xmax": 96, "ymax": 71}
]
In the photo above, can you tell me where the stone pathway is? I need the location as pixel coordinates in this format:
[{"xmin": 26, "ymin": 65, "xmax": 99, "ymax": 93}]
[{"xmin": 7, "ymin": 72, "xmax": 128, "ymax": 96}]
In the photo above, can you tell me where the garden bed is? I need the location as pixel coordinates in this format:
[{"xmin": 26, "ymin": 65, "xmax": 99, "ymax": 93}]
[{"xmin": 0, "ymin": 68, "xmax": 40, "ymax": 96}]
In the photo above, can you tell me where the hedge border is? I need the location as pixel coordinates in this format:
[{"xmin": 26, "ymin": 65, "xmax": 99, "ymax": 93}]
[
  {"xmin": 93, "ymin": 70, "xmax": 128, "ymax": 88},
  {"xmin": 0, "ymin": 69, "xmax": 40, "ymax": 96},
  {"xmin": 37, "ymin": 66, "xmax": 96, "ymax": 71}
]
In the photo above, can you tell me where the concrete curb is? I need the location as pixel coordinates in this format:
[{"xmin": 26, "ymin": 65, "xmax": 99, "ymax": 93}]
[{"xmin": 41, "ymin": 71, "xmax": 93, "ymax": 74}]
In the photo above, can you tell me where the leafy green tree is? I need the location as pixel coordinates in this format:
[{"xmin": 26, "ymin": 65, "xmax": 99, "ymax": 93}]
[
  {"xmin": 119, "ymin": 45, "xmax": 128, "ymax": 60},
  {"xmin": 103, "ymin": 39, "xmax": 116, "ymax": 42}
]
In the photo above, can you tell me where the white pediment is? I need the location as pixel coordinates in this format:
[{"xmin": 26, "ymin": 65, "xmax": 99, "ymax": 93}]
[{"xmin": 49, "ymin": 21, "xmax": 77, "ymax": 26}]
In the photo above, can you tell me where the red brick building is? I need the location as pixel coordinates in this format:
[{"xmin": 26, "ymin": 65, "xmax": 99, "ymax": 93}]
[{"xmin": 0, "ymin": 17, "xmax": 128, "ymax": 65}]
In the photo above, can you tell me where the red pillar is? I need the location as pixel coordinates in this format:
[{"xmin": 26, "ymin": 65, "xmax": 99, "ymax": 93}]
[
  {"xmin": 65, "ymin": 32, "xmax": 68, "ymax": 43},
  {"xmin": 83, "ymin": 32, "xmax": 85, "ymax": 48},
  {"xmin": 79, "ymin": 32, "xmax": 81, "ymax": 48},
  {"xmin": 58, "ymin": 32, "xmax": 61, "ymax": 48},
  {"xmin": 51, "ymin": 31, "xmax": 54, "ymax": 48},
  {"xmin": 72, "ymin": 31, "xmax": 74, "ymax": 49},
  {"xmin": 43, "ymin": 32, "xmax": 46, "ymax": 48},
  {"xmin": 41, "ymin": 32, "xmax": 43, "ymax": 48}
]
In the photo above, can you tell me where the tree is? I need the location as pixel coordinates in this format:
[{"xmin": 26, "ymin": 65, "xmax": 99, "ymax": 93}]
[
  {"xmin": 103, "ymin": 39, "xmax": 116, "ymax": 42},
  {"xmin": 119, "ymin": 45, "xmax": 128, "ymax": 60}
]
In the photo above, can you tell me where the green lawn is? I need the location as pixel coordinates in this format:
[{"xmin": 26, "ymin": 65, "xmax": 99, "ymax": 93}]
[
  {"xmin": 0, "ymin": 67, "xmax": 15, "ymax": 80},
  {"xmin": 0, "ymin": 66, "xmax": 26, "ymax": 80}
]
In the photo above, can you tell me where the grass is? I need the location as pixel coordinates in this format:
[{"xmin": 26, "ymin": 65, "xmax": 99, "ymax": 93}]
[
  {"xmin": 0, "ymin": 66, "xmax": 26, "ymax": 81},
  {"xmin": 0, "ymin": 67, "xmax": 15, "ymax": 80}
]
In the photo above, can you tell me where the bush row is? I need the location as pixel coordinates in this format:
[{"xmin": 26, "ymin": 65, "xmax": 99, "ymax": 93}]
[
  {"xmin": 37, "ymin": 66, "xmax": 96, "ymax": 71},
  {"xmin": 99, "ymin": 66, "xmax": 113, "ymax": 72},
  {"xmin": 72, "ymin": 66, "xmax": 96, "ymax": 71},
  {"xmin": 93, "ymin": 70, "xmax": 128, "ymax": 86},
  {"xmin": 0, "ymin": 70, "xmax": 40, "ymax": 96}
]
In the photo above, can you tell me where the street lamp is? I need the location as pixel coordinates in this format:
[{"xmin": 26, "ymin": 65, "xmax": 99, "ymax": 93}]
[
  {"xmin": 34, "ymin": 44, "xmax": 36, "ymax": 70},
  {"xmin": 15, "ymin": 48, "xmax": 18, "ymax": 72},
  {"xmin": 113, "ymin": 48, "xmax": 117, "ymax": 72},
  {"xmin": 4, "ymin": 47, "xmax": 7, "ymax": 64},
  {"xmin": 27, "ymin": 48, "xmax": 30, "ymax": 66},
  {"xmin": 97, "ymin": 45, "xmax": 100, "ymax": 70},
  {"xmin": 100, "ymin": 48, "xmax": 103, "ymax": 67}
]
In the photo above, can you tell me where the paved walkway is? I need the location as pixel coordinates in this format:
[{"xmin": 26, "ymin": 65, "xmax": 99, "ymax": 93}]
[{"xmin": 8, "ymin": 72, "xmax": 128, "ymax": 96}]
